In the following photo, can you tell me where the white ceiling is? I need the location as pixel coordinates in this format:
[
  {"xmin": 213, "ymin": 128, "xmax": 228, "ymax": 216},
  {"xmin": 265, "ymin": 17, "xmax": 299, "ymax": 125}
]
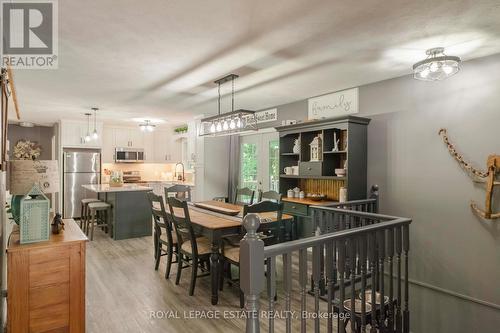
[{"xmin": 10, "ymin": 0, "xmax": 500, "ymax": 127}]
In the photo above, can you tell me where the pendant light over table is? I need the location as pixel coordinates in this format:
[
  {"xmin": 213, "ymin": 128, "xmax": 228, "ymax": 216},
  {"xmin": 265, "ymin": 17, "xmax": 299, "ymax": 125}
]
[{"xmin": 199, "ymin": 74, "xmax": 257, "ymax": 136}]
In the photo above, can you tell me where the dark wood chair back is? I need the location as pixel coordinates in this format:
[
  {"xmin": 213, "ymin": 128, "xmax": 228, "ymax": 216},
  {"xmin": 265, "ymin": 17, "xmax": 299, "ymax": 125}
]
[
  {"xmin": 243, "ymin": 200, "xmax": 283, "ymax": 244},
  {"xmin": 234, "ymin": 187, "xmax": 255, "ymax": 205},
  {"xmin": 259, "ymin": 190, "xmax": 282, "ymax": 202},
  {"xmin": 243, "ymin": 200, "xmax": 283, "ymax": 219},
  {"xmin": 165, "ymin": 184, "xmax": 192, "ymax": 202},
  {"xmin": 146, "ymin": 191, "xmax": 174, "ymax": 245},
  {"xmin": 167, "ymin": 197, "xmax": 198, "ymax": 255}
]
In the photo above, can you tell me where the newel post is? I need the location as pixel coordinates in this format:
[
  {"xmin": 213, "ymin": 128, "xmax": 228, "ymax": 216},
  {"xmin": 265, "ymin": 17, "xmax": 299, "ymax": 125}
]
[{"xmin": 240, "ymin": 213, "xmax": 265, "ymax": 333}]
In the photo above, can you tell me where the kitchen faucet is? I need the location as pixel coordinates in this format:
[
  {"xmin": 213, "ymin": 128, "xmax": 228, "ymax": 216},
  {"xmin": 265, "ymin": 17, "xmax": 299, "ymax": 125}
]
[{"xmin": 174, "ymin": 162, "xmax": 185, "ymax": 182}]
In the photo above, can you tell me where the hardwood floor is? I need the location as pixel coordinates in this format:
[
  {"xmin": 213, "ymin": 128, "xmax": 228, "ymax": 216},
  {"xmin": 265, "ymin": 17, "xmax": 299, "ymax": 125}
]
[{"xmin": 86, "ymin": 229, "xmax": 341, "ymax": 332}]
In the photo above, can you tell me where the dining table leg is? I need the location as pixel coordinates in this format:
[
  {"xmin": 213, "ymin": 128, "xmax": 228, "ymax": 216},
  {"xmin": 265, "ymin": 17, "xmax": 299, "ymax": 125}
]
[{"xmin": 210, "ymin": 242, "xmax": 220, "ymax": 305}]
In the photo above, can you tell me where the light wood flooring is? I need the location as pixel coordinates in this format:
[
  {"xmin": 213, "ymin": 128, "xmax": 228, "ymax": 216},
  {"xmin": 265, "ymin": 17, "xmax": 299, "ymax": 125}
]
[{"xmin": 86, "ymin": 229, "xmax": 344, "ymax": 333}]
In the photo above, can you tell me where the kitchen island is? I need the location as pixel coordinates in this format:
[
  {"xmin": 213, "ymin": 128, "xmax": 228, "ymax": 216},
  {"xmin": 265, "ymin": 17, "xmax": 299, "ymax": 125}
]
[{"xmin": 82, "ymin": 184, "xmax": 153, "ymax": 240}]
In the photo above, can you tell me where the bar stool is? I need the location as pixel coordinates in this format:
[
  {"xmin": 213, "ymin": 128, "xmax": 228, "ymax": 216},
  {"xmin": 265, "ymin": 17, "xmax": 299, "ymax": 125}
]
[
  {"xmin": 80, "ymin": 198, "xmax": 101, "ymax": 233},
  {"xmin": 87, "ymin": 201, "xmax": 112, "ymax": 241}
]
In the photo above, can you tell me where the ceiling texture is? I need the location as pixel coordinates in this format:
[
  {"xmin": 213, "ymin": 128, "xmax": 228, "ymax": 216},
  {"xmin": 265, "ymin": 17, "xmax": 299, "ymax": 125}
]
[{"xmin": 10, "ymin": 0, "xmax": 500, "ymax": 126}]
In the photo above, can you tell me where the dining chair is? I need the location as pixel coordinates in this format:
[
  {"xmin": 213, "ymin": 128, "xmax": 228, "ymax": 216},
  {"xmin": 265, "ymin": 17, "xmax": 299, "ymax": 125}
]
[
  {"xmin": 146, "ymin": 191, "xmax": 178, "ymax": 279},
  {"xmin": 258, "ymin": 190, "xmax": 282, "ymax": 202},
  {"xmin": 165, "ymin": 184, "xmax": 192, "ymax": 202},
  {"xmin": 234, "ymin": 187, "xmax": 255, "ymax": 205},
  {"xmin": 220, "ymin": 200, "xmax": 283, "ymax": 307},
  {"xmin": 167, "ymin": 197, "xmax": 211, "ymax": 296}
]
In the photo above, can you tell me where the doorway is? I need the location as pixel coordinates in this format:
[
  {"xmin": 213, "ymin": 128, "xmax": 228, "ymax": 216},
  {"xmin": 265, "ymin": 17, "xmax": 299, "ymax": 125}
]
[{"xmin": 239, "ymin": 132, "xmax": 279, "ymax": 193}]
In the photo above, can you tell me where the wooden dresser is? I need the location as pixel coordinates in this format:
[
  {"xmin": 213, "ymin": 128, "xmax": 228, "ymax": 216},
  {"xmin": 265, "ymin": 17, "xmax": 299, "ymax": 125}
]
[{"xmin": 7, "ymin": 219, "xmax": 87, "ymax": 333}]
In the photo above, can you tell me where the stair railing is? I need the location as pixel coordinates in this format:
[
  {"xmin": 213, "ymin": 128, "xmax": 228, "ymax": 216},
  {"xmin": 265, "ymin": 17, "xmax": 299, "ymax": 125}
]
[{"xmin": 240, "ymin": 206, "xmax": 411, "ymax": 333}]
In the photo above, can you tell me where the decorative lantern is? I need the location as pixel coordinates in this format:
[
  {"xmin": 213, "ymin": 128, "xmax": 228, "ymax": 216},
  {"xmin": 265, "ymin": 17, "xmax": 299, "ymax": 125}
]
[
  {"xmin": 19, "ymin": 184, "xmax": 50, "ymax": 244},
  {"xmin": 309, "ymin": 135, "xmax": 323, "ymax": 162}
]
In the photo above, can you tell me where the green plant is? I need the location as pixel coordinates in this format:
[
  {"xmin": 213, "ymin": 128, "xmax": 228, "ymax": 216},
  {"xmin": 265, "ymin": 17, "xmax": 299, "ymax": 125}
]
[{"xmin": 174, "ymin": 125, "xmax": 188, "ymax": 134}]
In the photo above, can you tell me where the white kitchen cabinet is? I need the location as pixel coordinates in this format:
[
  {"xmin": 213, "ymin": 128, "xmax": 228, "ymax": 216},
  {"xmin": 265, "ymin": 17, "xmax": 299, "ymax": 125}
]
[
  {"xmin": 143, "ymin": 132, "xmax": 155, "ymax": 162},
  {"xmin": 114, "ymin": 128, "xmax": 144, "ymax": 148},
  {"xmin": 60, "ymin": 120, "xmax": 103, "ymax": 148},
  {"xmin": 153, "ymin": 130, "xmax": 169, "ymax": 162},
  {"xmin": 129, "ymin": 129, "xmax": 144, "ymax": 148},
  {"xmin": 102, "ymin": 126, "xmax": 115, "ymax": 163},
  {"xmin": 153, "ymin": 129, "xmax": 180, "ymax": 163},
  {"xmin": 170, "ymin": 135, "xmax": 182, "ymax": 163}
]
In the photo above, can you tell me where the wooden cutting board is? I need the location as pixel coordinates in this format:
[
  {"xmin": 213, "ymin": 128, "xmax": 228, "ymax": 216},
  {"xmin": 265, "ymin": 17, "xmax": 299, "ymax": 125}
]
[{"xmin": 192, "ymin": 201, "xmax": 242, "ymax": 216}]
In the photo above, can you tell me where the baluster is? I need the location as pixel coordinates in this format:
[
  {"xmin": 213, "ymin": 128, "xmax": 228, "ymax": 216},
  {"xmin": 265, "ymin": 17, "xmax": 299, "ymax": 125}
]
[
  {"xmin": 312, "ymin": 244, "xmax": 321, "ymax": 333},
  {"xmin": 369, "ymin": 232, "xmax": 377, "ymax": 333},
  {"xmin": 360, "ymin": 234, "xmax": 368, "ymax": 333},
  {"xmin": 378, "ymin": 229, "xmax": 386, "ymax": 331},
  {"xmin": 338, "ymin": 239, "xmax": 346, "ymax": 333},
  {"xmin": 325, "ymin": 240, "xmax": 334, "ymax": 333},
  {"xmin": 374, "ymin": 221, "xmax": 379, "ymax": 294},
  {"xmin": 395, "ymin": 226, "xmax": 402, "ymax": 333},
  {"xmin": 349, "ymin": 238, "xmax": 357, "ymax": 333},
  {"xmin": 267, "ymin": 256, "xmax": 276, "ymax": 333},
  {"xmin": 284, "ymin": 252, "xmax": 292, "ymax": 333},
  {"xmin": 319, "ymin": 211, "xmax": 327, "ymax": 296},
  {"xmin": 403, "ymin": 224, "xmax": 410, "ymax": 333},
  {"xmin": 299, "ymin": 248, "xmax": 308, "ymax": 333},
  {"xmin": 387, "ymin": 228, "xmax": 395, "ymax": 333}
]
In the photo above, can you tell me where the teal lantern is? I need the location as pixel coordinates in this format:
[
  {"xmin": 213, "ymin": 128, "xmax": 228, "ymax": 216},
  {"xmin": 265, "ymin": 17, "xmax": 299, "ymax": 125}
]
[{"xmin": 19, "ymin": 184, "xmax": 50, "ymax": 244}]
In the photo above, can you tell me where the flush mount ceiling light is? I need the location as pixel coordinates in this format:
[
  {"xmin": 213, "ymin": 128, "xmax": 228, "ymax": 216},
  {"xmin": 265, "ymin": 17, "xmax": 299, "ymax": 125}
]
[
  {"xmin": 139, "ymin": 120, "xmax": 156, "ymax": 132},
  {"xmin": 18, "ymin": 121, "xmax": 34, "ymax": 128},
  {"xmin": 91, "ymin": 107, "xmax": 99, "ymax": 140},
  {"xmin": 413, "ymin": 47, "xmax": 461, "ymax": 81},
  {"xmin": 199, "ymin": 74, "xmax": 257, "ymax": 136}
]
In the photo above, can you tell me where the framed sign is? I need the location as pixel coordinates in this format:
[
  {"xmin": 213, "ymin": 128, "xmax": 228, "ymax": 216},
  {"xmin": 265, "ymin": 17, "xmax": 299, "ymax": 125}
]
[
  {"xmin": 243, "ymin": 108, "xmax": 278, "ymax": 124},
  {"xmin": 308, "ymin": 87, "xmax": 359, "ymax": 120}
]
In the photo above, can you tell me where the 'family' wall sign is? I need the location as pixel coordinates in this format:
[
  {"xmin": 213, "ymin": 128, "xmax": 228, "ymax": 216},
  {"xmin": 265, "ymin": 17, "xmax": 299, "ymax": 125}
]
[{"xmin": 308, "ymin": 87, "xmax": 359, "ymax": 120}]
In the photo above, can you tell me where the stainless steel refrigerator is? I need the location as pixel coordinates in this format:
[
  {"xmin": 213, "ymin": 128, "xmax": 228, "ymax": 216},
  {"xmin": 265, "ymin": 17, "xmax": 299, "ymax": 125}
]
[{"xmin": 63, "ymin": 149, "xmax": 101, "ymax": 219}]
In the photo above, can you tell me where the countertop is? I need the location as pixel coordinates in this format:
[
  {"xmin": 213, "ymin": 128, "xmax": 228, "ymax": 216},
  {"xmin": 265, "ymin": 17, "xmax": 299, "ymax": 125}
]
[
  {"xmin": 282, "ymin": 197, "xmax": 336, "ymax": 206},
  {"xmin": 82, "ymin": 184, "xmax": 153, "ymax": 193},
  {"xmin": 8, "ymin": 219, "xmax": 87, "ymax": 252},
  {"xmin": 141, "ymin": 180, "xmax": 195, "ymax": 186}
]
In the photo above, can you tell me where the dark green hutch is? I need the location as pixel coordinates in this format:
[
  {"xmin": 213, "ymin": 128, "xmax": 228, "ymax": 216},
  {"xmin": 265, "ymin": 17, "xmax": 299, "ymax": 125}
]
[{"xmin": 275, "ymin": 115, "xmax": 371, "ymax": 237}]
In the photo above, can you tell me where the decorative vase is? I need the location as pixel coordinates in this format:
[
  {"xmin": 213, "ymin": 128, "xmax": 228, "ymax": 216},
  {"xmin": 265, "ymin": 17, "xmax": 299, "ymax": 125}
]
[{"xmin": 292, "ymin": 138, "xmax": 301, "ymax": 154}]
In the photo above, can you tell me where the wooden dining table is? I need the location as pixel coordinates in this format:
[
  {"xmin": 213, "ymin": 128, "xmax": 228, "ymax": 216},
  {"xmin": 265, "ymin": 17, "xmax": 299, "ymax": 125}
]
[{"xmin": 174, "ymin": 200, "xmax": 293, "ymax": 305}]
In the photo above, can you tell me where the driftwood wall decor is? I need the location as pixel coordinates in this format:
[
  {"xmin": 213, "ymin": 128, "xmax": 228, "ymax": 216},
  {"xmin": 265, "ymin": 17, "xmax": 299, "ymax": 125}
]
[{"xmin": 439, "ymin": 128, "xmax": 500, "ymax": 219}]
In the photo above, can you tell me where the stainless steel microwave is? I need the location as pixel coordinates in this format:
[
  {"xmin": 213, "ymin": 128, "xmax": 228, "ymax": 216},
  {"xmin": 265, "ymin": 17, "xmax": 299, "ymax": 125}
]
[{"xmin": 114, "ymin": 148, "xmax": 144, "ymax": 163}]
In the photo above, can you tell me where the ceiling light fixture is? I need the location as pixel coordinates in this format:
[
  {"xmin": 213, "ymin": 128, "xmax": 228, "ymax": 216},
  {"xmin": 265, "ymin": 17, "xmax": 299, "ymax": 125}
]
[
  {"xmin": 91, "ymin": 107, "xmax": 99, "ymax": 140},
  {"xmin": 84, "ymin": 113, "xmax": 92, "ymax": 142},
  {"xmin": 413, "ymin": 47, "xmax": 461, "ymax": 81},
  {"xmin": 199, "ymin": 74, "xmax": 257, "ymax": 136},
  {"xmin": 139, "ymin": 120, "xmax": 156, "ymax": 132},
  {"xmin": 19, "ymin": 121, "xmax": 34, "ymax": 128}
]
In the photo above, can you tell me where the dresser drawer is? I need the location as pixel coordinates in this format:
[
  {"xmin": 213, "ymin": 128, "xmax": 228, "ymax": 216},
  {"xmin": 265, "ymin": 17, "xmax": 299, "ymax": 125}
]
[
  {"xmin": 299, "ymin": 161, "xmax": 322, "ymax": 176},
  {"xmin": 283, "ymin": 201, "xmax": 309, "ymax": 216}
]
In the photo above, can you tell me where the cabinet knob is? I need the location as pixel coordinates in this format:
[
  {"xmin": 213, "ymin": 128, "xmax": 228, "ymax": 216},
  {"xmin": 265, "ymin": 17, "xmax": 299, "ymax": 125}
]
[
  {"xmin": 307, "ymin": 167, "xmax": 312, "ymax": 170},
  {"xmin": 292, "ymin": 206, "xmax": 296, "ymax": 209}
]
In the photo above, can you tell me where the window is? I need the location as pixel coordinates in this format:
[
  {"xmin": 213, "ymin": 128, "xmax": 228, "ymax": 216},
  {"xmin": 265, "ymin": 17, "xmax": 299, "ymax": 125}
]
[
  {"xmin": 240, "ymin": 142, "xmax": 258, "ymax": 190},
  {"xmin": 268, "ymin": 139, "xmax": 279, "ymax": 192}
]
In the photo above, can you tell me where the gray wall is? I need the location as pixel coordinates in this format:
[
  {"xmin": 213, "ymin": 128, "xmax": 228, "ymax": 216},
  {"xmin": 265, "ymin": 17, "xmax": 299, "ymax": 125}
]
[
  {"xmin": 266, "ymin": 53, "xmax": 500, "ymax": 333},
  {"xmin": 8, "ymin": 124, "xmax": 54, "ymax": 160},
  {"xmin": 361, "ymin": 54, "xmax": 500, "ymax": 333}
]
